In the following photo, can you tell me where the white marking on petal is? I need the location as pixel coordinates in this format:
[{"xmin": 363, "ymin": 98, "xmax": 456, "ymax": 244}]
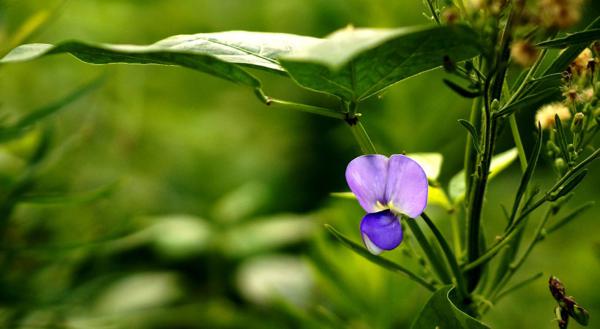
[{"xmin": 362, "ymin": 233, "xmax": 383, "ymax": 255}]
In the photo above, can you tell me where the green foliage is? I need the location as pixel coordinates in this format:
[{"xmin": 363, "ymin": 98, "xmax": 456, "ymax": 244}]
[
  {"xmin": 280, "ymin": 25, "xmax": 480, "ymax": 101},
  {"xmin": 410, "ymin": 286, "xmax": 489, "ymax": 329}
]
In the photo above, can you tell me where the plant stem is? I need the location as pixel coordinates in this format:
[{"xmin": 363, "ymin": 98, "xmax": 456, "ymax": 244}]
[{"xmin": 405, "ymin": 218, "xmax": 453, "ymax": 285}]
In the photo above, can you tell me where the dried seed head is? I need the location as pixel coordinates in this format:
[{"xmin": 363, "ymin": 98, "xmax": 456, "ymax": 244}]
[
  {"xmin": 511, "ymin": 40, "xmax": 539, "ymax": 67},
  {"xmin": 570, "ymin": 48, "xmax": 593, "ymax": 76},
  {"xmin": 536, "ymin": 103, "xmax": 571, "ymax": 129},
  {"xmin": 441, "ymin": 7, "xmax": 460, "ymax": 25},
  {"xmin": 538, "ymin": 0, "xmax": 583, "ymax": 29}
]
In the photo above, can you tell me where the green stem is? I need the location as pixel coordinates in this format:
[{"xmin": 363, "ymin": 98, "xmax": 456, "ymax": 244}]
[
  {"xmin": 450, "ymin": 211, "xmax": 463, "ymax": 261},
  {"xmin": 349, "ymin": 120, "xmax": 377, "ymax": 154},
  {"xmin": 490, "ymin": 207, "xmax": 553, "ymax": 300},
  {"xmin": 405, "ymin": 218, "xmax": 453, "ymax": 285},
  {"xmin": 421, "ymin": 213, "xmax": 469, "ymax": 300}
]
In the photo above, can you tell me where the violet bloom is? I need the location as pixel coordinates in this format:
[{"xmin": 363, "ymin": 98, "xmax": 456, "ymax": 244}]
[{"xmin": 346, "ymin": 154, "xmax": 428, "ymax": 255}]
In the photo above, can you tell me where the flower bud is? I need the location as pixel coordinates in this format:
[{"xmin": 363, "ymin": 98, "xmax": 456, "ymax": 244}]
[
  {"xmin": 549, "ymin": 276, "xmax": 566, "ymax": 301},
  {"xmin": 570, "ymin": 48, "xmax": 593, "ymax": 76},
  {"xmin": 538, "ymin": 0, "xmax": 583, "ymax": 29},
  {"xmin": 511, "ymin": 40, "xmax": 539, "ymax": 67},
  {"xmin": 536, "ymin": 103, "xmax": 571, "ymax": 130},
  {"xmin": 554, "ymin": 157, "xmax": 567, "ymax": 174},
  {"xmin": 571, "ymin": 112, "xmax": 584, "ymax": 133},
  {"xmin": 441, "ymin": 7, "xmax": 460, "ymax": 25}
]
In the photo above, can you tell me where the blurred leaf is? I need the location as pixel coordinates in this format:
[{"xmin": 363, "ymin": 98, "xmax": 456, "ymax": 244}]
[
  {"xmin": 449, "ymin": 148, "xmax": 518, "ymax": 202},
  {"xmin": 93, "ymin": 272, "xmax": 183, "ymax": 315},
  {"xmin": 19, "ymin": 181, "xmax": 117, "ymax": 205},
  {"xmin": 236, "ymin": 254, "xmax": 313, "ymax": 307},
  {"xmin": 536, "ymin": 29, "xmax": 600, "ymax": 48},
  {"xmin": 0, "ymin": 76, "xmax": 103, "ymax": 142},
  {"xmin": 428, "ymin": 186, "xmax": 453, "ymax": 211},
  {"xmin": 222, "ymin": 215, "xmax": 316, "ymax": 257},
  {"xmin": 411, "ymin": 286, "xmax": 490, "ymax": 329},
  {"xmin": 329, "ymin": 191, "xmax": 356, "ymax": 199},
  {"xmin": 407, "ymin": 152, "xmax": 444, "ymax": 181},
  {"xmin": 325, "ymin": 224, "xmax": 436, "ymax": 291},
  {"xmin": 1, "ymin": 31, "xmax": 321, "ymax": 88},
  {"xmin": 211, "ymin": 181, "xmax": 270, "ymax": 223},
  {"xmin": 280, "ymin": 25, "xmax": 480, "ymax": 101}
]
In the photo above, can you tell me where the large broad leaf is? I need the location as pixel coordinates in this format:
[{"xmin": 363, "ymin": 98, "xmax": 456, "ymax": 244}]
[
  {"xmin": 0, "ymin": 31, "xmax": 320, "ymax": 88},
  {"xmin": 279, "ymin": 25, "xmax": 480, "ymax": 101},
  {"xmin": 411, "ymin": 286, "xmax": 490, "ymax": 329}
]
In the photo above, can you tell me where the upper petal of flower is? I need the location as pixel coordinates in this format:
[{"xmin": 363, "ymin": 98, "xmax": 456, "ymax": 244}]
[
  {"xmin": 384, "ymin": 154, "xmax": 428, "ymax": 218},
  {"xmin": 345, "ymin": 154, "xmax": 388, "ymax": 213},
  {"xmin": 360, "ymin": 210, "xmax": 403, "ymax": 255}
]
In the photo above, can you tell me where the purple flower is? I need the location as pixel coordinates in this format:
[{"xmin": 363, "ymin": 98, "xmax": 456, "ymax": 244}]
[{"xmin": 346, "ymin": 154, "xmax": 428, "ymax": 255}]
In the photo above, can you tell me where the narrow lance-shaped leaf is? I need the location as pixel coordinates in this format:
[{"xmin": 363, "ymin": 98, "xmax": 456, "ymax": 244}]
[
  {"xmin": 537, "ymin": 29, "xmax": 600, "ymax": 48},
  {"xmin": 0, "ymin": 76, "xmax": 104, "ymax": 142},
  {"xmin": 1, "ymin": 31, "xmax": 321, "ymax": 88},
  {"xmin": 280, "ymin": 25, "xmax": 481, "ymax": 101},
  {"xmin": 325, "ymin": 224, "xmax": 436, "ymax": 291}
]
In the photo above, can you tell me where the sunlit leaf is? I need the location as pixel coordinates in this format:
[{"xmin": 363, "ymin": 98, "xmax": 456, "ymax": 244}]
[
  {"xmin": 280, "ymin": 25, "xmax": 480, "ymax": 101},
  {"xmin": 407, "ymin": 152, "xmax": 444, "ymax": 181},
  {"xmin": 449, "ymin": 148, "xmax": 518, "ymax": 203},
  {"xmin": 411, "ymin": 286, "xmax": 490, "ymax": 329},
  {"xmin": 1, "ymin": 31, "xmax": 321, "ymax": 88}
]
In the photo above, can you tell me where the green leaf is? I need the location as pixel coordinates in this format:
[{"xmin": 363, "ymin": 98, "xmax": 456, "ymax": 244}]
[
  {"xmin": 222, "ymin": 215, "xmax": 316, "ymax": 257},
  {"xmin": 1, "ymin": 31, "xmax": 321, "ymax": 88},
  {"xmin": 280, "ymin": 25, "xmax": 480, "ymax": 101},
  {"xmin": 458, "ymin": 119, "xmax": 481, "ymax": 153},
  {"xmin": 18, "ymin": 181, "xmax": 117, "ymax": 205},
  {"xmin": 536, "ymin": 29, "xmax": 600, "ymax": 48},
  {"xmin": 411, "ymin": 286, "xmax": 490, "ymax": 329},
  {"xmin": 541, "ymin": 16, "xmax": 600, "ymax": 77},
  {"xmin": 444, "ymin": 79, "xmax": 482, "ymax": 98},
  {"xmin": 449, "ymin": 148, "xmax": 518, "ymax": 203},
  {"xmin": 545, "ymin": 201, "xmax": 594, "ymax": 234},
  {"xmin": 0, "ymin": 77, "xmax": 103, "ymax": 142},
  {"xmin": 407, "ymin": 152, "xmax": 444, "ymax": 181},
  {"xmin": 325, "ymin": 224, "xmax": 436, "ymax": 291},
  {"xmin": 496, "ymin": 88, "xmax": 560, "ymax": 117}
]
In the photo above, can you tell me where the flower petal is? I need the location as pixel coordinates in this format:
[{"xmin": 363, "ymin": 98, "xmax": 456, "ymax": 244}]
[
  {"xmin": 360, "ymin": 210, "xmax": 403, "ymax": 255},
  {"xmin": 345, "ymin": 154, "xmax": 388, "ymax": 213},
  {"xmin": 385, "ymin": 154, "xmax": 428, "ymax": 218}
]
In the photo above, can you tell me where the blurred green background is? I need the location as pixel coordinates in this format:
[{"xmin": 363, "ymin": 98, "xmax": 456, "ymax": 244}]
[{"xmin": 0, "ymin": 1, "xmax": 599, "ymax": 328}]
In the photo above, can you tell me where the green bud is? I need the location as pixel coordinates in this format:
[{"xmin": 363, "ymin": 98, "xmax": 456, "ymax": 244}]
[
  {"xmin": 571, "ymin": 112, "xmax": 584, "ymax": 134},
  {"xmin": 554, "ymin": 158, "xmax": 567, "ymax": 175},
  {"xmin": 571, "ymin": 303, "xmax": 590, "ymax": 326}
]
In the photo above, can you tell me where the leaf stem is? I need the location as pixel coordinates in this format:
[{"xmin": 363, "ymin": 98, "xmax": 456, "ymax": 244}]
[
  {"xmin": 349, "ymin": 120, "xmax": 377, "ymax": 154},
  {"xmin": 266, "ymin": 98, "xmax": 347, "ymax": 120}
]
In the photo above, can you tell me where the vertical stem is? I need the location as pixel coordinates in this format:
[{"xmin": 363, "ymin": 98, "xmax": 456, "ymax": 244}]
[{"xmin": 464, "ymin": 97, "xmax": 481, "ymax": 203}]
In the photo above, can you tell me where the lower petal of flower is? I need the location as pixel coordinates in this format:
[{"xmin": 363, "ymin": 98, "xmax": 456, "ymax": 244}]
[{"xmin": 360, "ymin": 210, "xmax": 403, "ymax": 255}]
